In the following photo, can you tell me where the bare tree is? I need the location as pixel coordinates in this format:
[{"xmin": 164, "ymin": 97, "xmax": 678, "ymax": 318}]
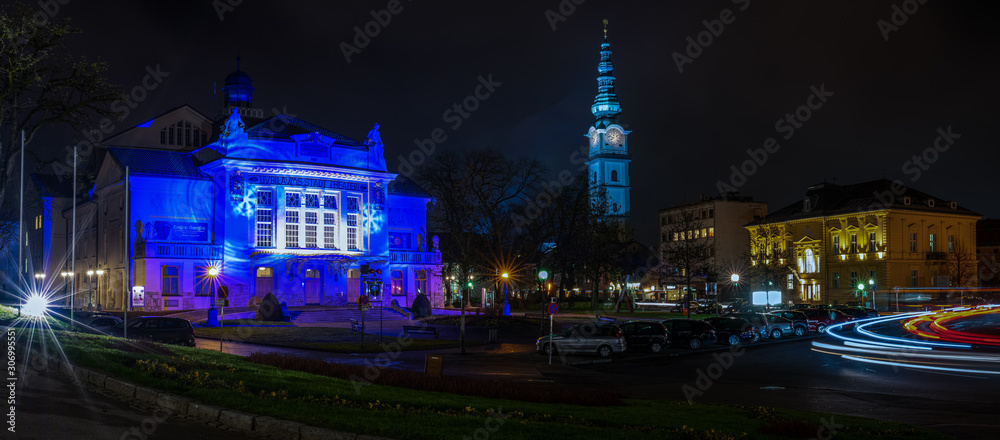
[
  {"xmin": 745, "ymin": 223, "xmax": 795, "ymax": 306},
  {"xmin": 659, "ymin": 210, "xmax": 715, "ymax": 317},
  {"xmin": 943, "ymin": 240, "xmax": 978, "ymax": 288}
]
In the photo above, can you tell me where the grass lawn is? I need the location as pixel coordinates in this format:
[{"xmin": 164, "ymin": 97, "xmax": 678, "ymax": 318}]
[
  {"xmin": 37, "ymin": 331, "xmax": 950, "ymax": 440},
  {"xmin": 193, "ymin": 325, "xmax": 470, "ymax": 352}
]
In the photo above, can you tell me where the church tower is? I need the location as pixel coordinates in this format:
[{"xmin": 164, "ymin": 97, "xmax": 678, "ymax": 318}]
[{"xmin": 586, "ymin": 20, "xmax": 631, "ymax": 221}]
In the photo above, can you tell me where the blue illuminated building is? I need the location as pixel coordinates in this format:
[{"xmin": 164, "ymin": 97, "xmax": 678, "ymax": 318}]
[
  {"xmin": 73, "ymin": 65, "xmax": 442, "ymax": 311},
  {"xmin": 586, "ymin": 20, "xmax": 631, "ymax": 222}
]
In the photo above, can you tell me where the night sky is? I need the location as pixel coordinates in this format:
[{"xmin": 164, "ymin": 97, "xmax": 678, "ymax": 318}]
[{"xmin": 30, "ymin": 0, "xmax": 1000, "ymax": 246}]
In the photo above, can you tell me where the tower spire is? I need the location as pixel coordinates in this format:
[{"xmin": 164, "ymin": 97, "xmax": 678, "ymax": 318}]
[{"xmin": 591, "ymin": 19, "xmax": 622, "ymax": 122}]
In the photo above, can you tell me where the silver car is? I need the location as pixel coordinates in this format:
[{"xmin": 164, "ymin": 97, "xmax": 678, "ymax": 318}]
[{"xmin": 536, "ymin": 323, "xmax": 627, "ymax": 358}]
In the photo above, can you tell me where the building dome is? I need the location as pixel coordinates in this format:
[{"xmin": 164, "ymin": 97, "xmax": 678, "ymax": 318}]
[
  {"xmin": 221, "ymin": 57, "xmax": 255, "ymax": 108},
  {"xmin": 224, "ymin": 69, "xmax": 254, "ymax": 87}
]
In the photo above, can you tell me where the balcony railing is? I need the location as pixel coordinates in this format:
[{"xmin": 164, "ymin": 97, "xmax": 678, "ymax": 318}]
[
  {"xmin": 143, "ymin": 243, "xmax": 224, "ymax": 259},
  {"xmin": 389, "ymin": 251, "xmax": 442, "ymax": 265}
]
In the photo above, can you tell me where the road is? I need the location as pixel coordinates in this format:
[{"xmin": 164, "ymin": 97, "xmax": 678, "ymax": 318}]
[{"xmin": 198, "ymin": 330, "xmax": 1000, "ymax": 439}]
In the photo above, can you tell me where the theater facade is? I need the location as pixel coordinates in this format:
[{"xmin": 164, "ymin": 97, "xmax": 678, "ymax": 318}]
[{"xmin": 79, "ymin": 67, "xmax": 442, "ymax": 311}]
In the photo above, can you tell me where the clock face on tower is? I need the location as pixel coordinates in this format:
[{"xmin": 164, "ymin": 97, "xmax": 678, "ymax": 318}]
[{"xmin": 605, "ymin": 128, "xmax": 623, "ymax": 146}]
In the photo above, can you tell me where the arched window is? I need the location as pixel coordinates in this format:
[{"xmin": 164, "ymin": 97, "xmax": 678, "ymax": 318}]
[
  {"xmin": 805, "ymin": 248, "xmax": 816, "ymax": 273},
  {"xmin": 611, "ymin": 170, "xmax": 619, "ymax": 182}
]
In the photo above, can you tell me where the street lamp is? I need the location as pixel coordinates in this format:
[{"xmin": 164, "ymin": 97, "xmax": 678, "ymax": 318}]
[
  {"xmin": 61, "ymin": 272, "xmax": 71, "ymax": 307},
  {"xmin": 96, "ymin": 269, "xmax": 105, "ymax": 311},
  {"xmin": 501, "ymin": 272, "xmax": 510, "ymax": 316},
  {"xmin": 86, "ymin": 270, "xmax": 95, "ymax": 309}
]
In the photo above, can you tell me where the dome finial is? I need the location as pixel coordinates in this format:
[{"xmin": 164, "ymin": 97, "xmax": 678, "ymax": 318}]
[{"xmin": 603, "ymin": 18, "xmax": 608, "ymax": 38}]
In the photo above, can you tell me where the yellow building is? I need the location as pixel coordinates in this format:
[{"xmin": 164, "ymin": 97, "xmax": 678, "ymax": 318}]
[{"xmin": 745, "ymin": 180, "xmax": 980, "ymax": 306}]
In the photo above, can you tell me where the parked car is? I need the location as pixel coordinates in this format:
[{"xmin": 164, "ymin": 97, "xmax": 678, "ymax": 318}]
[
  {"xmin": 724, "ymin": 312, "xmax": 791, "ymax": 339},
  {"xmin": 834, "ymin": 306, "xmax": 879, "ymax": 318},
  {"xmin": 536, "ymin": 323, "xmax": 627, "ymax": 358},
  {"xmin": 660, "ymin": 319, "xmax": 717, "ymax": 349},
  {"xmin": 619, "ymin": 321, "xmax": 671, "ymax": 353},
  {"xmin": 768, "ymin": 310, "xmax": 811, "ymax": 336},
  {"xmin": 122, "ymin": 317, "xmax": 196, "ymax": 346},
  {"xmin": 704, "ymin": 316, "xmax": 758, "ymax": 345},
  {"xmin": 81, "ymin": 315, "xmax": 123, "ymax": 334},
  {"xmin": 794, "ymin": 308, "xmax": 853, "ymax": 333},
  {"xmin": 831, "ymin": 307, "xmax": 874, "ymax": 320}
]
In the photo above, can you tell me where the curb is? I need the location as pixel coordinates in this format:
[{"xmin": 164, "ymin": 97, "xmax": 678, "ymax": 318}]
[{"xmin": 28, "ymin": 351, "xmax": 398, "ymax": 440}]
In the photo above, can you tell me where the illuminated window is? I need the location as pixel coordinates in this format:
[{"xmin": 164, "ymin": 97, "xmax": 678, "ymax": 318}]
[
  {"xmin": 305, "ymin": 212, "xmax": 318, "ymax": 248},
  {"xmin": 305, "ymin": 193, "xmax": 319, "ymax": 209},
  {"xmin": 868, "ymin": 232, "xmax": 876, "ymax": 252},
  {"xmin": 948, "ymin": 234, "xmax": 954, "ymax": 253},
  {"xmin": 833, "ymin": 235, "xmax": 840, "ymax": 252},
  {"xmin": 850, "ymin": 234, "xmax": 857, "ymax": 253},
  {"xmin": 286, "ymin": 211, "xmax": 299, "ymax": 248},
  {"xmin": 347, "ymin": 214, "xmax": 359, "ymax": 250},
  {"xmin": 195, "ymin": 266, "xmax": 213, "ymax": 296},
  {"xmin": 805, "ymin": 249, "xmax": 816, "ymax": 273},
  {"xmin": 257, "ymin": 189, "xmax": 273, "ymax": 206},
  {"xmin": 391, "ymin": 270, "xmax": 404, "ymax": 296},
  {"xmin": 323, "ymin": 213, "xmax": 338, "ymax": 249},
  {"xmin": 305, "ymin": 225, "xmax": 317, "ymax": 248},
  {"xmin": 929, "ymin": 233, "xmax": 936, "ymax": 252},
  {"xmin": 323, "ymin": 195, "xmax": 338, "ymax": 209},
  {"xmin": 415, "ymin": 270, "xmax": 427, "ymax": 295},
  {"xmin": 708, "ymin": 227, "xmax": 714, "ymax": 237},
  {"xmin": 909, "ymin": 233, "xmax": 917, "ymax": 252},
  {"xmin": 161, "ymin": 266, "xmax": 179, "ymax": 296},
  {"xmin": 286, "ymin": 192, "xmax": 301, "ymax": 208},
  {"xmin": 255, "ymin": 209, "xmax": 272, "ymax": 247}
]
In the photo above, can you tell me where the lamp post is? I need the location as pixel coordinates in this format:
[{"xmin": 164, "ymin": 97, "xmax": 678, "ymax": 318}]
[
  {"xmin": 501, "ymin": 272, "xmax": 510, "ymax": 316},
  {"xmin": 86, "ymin": 270, "xmax": 95, "ymax": 310},
  {"xmin": 61, "ymin": 272, "xmax": 71, "ymax": 307},
  {"xmin": 730, "ymin": 273, "xmax": 740, "ymax": 311},
  {"xmin": 207, "ymin": 266, "xmax": 220, "ymax": 328},
  {"xmin": 96, "ymin": 269, "xmax": 105, "ymax": 311}
]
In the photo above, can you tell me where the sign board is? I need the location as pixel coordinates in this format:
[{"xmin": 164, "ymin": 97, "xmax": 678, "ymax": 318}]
[
  {"xmin": 752, "ymin": 290, "xmax": 783, "ymax": 306},
  {"xmin": 217, "ymin": 285, "xmax": 229, "ymax": 299},
  {"xmin": 131, "ymin": 286, "xmax": 145, "ymax": 308},
  {"xmin": 216, "ymin": 299, "xmax": 229, "ymax": 307},
  {"xmin": 547, "ymin": 303, "xmax": 559, "ymax": 315}
]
